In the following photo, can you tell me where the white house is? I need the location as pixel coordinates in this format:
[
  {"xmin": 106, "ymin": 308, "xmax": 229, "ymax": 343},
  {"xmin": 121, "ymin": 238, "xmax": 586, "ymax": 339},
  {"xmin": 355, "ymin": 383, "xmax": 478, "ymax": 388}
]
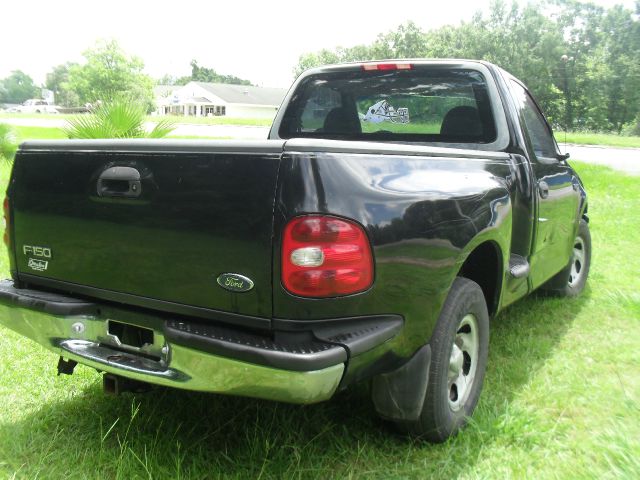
[{"xmin": 155, "ymin": 82, "xmax": 288, "ymax": 119}]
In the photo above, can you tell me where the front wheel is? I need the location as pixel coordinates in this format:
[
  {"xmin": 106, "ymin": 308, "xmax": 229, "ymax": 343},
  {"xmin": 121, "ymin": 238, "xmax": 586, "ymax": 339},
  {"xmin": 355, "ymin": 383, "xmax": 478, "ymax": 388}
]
[
  {"xmin": 400, "ymin": 277, "xmax": 490, "ymax": 442},
  {"xmin": 542, "ymin": 219, "xmax": 591, "ymax": 297}
]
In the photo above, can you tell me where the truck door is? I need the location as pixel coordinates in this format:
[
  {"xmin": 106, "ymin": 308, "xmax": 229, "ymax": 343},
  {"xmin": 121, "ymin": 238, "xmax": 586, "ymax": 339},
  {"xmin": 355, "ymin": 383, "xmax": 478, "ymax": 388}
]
[{"xmin": 509, "ymin": 80, "xmax": 581, "ymax": 289}]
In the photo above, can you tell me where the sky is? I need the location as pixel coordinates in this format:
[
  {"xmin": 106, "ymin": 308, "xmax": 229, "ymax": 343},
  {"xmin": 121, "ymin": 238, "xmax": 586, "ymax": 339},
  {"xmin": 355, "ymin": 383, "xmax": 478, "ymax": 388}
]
[{"xmin": 0, "ymin": 0, "xmax": 636, "ymax": 89}]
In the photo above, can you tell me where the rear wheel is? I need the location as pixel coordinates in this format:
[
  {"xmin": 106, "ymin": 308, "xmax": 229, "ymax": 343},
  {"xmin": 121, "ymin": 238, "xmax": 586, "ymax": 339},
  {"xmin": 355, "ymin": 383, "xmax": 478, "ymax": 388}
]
[
  {"xmin": 541, "ymin": 219, "xmax": 591, "ymax": 297},
  {"xmin": 400, "ymin": 277, "xmax": 489, "ymax": 442}
]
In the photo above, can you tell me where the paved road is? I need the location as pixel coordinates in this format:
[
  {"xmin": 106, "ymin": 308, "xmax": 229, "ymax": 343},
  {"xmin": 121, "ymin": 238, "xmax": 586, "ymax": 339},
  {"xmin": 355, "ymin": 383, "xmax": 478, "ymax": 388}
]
[
  {"xmin": 3, "ymin": 117, "xmax": 638, "ymax": 174},
  {"xmin": 558, "ymin": 143, "xmax": 639, "ymax": 175}
]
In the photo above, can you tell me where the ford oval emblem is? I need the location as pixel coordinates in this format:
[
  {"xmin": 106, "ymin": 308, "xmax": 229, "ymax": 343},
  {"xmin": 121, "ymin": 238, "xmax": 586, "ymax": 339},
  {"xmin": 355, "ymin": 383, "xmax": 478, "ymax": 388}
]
[{"xmin": 217, "ymin": 273, "xmax": 254, "ymax": 293}]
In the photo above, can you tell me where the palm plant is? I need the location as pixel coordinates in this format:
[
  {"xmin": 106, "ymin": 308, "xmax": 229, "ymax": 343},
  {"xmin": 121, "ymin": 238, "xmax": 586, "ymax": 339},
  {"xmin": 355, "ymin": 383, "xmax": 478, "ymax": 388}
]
[
  {"xmin": 64, "ymin": 100, "xmax": 175, "ymax": 139},
  {"xmin": 0, "ymin": 123, "xmax": 17, "ymax": 163}
]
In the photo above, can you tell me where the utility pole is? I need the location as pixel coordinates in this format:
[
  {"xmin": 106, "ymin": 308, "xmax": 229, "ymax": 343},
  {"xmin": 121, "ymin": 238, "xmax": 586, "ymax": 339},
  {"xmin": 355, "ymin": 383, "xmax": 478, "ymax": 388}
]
[{"xmin": 561, "ymin": 55, "xmax": 574, "ymax": 132}]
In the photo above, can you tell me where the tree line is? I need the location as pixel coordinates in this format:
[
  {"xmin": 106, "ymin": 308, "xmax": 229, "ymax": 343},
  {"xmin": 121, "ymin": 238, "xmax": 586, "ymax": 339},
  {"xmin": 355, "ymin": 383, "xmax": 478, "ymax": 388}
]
[
  {"xmin": 295, "ymin": 0, "xmax": 640, "ymax": 134},
  {"xmin": 0, "ymin": 40, "xmax": 253, "ymax": 113}
]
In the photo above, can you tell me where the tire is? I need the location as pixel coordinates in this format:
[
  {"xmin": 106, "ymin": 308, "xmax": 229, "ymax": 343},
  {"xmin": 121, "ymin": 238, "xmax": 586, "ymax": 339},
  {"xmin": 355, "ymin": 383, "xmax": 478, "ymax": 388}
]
[
  {"xmin": 402, "ymin": 277, "xmax": 489, "ymax": 442},
  {"xmin": 541, "ymin": 219, "xmax": 591, "ymax": 297}
]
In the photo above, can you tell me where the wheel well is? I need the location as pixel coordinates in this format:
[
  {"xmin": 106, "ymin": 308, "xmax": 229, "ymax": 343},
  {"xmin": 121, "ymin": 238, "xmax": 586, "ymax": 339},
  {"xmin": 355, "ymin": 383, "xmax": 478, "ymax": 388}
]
[{"xmin": 457, "ymin": 241, "xmax": 502, "ymax": 316}]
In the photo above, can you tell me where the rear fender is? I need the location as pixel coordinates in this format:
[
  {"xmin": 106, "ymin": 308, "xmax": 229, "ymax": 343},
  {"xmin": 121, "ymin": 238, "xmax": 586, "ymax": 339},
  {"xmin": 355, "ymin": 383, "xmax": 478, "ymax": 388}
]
[{"xmin": 273, "ymin": 145, "xmax": 514, "ymax": 364}]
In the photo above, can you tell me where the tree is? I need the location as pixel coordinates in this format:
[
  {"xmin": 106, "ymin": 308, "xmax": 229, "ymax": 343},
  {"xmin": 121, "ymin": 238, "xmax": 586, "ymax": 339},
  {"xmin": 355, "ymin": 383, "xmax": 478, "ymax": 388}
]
[
  {"xmin": 0, "ymin": 71, "xmax": 39, "ymax": 104},
  {"xmin": 294, "ymin": 49, "xmax": 343, "ymax": 78},
  {"xmin": 189, "ymin": 60, "xmax": 252, "ymax": 85},
  {"xmin": 292, "ymin": 21, "xmax": 429, "ymax": 78},
  {"xmin": 372, "ymin": 21, "xmax": 428, "ymax": 58},
  {"xmin": 45, "ymin": 63, "xmax": 79, "ymax": 107},
  {"xmin": 156, "ymin": 74, "xmax": 189, "ymax": 86},
  {"xmin": 293, "ymin": 0, "xmax": 639, "ymax": 133},
  {"xmin": 552, "ymin": 0, "xmax": 640, "ymax": 131},
  {"xmin": 66, "ymin": 39, "xmax": 155, "ymax": 111},
  {"xmin": 157, "ymin": 61, "xmax": 253, "ymax": 87}
]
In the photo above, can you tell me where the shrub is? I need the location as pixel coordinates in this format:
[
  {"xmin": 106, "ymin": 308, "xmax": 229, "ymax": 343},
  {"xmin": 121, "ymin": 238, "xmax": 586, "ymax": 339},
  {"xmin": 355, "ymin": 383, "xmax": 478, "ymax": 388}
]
[
  {"xmin": 0, "ymin": 123, "xmax": 17, "ymax": 163},
  {"xmin": 64, "ymin": 100, "xmax": 174, "ymax": 139},
  {"xmin": 621, "ymin": 116, "xmax": 640, "ymax": 137}
]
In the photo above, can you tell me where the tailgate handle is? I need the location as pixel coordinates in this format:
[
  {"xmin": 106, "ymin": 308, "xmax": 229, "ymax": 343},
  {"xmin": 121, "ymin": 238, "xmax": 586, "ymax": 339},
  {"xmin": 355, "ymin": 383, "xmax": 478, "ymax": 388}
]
[{"xmin": 97, "ymin": 166, "xmax": 142, "ymax": 198}]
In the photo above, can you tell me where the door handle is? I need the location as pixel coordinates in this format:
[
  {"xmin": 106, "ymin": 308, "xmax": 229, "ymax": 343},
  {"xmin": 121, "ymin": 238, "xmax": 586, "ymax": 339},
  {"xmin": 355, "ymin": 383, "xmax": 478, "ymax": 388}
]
[
  {"xmin": 538, "ymin": 181, "xmax": 549, "ymax": 199},
  {"xmin": 97, "ymin": 166, "xmax": 142, "ymax": 198}
]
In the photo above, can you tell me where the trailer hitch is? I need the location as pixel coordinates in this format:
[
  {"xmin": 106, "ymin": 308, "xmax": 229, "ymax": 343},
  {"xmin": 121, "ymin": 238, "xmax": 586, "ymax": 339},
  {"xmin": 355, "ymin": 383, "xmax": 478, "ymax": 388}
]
[
  {"xmin": 57, "ymin": 357, "xmax": 78, "ymax": 376},
  {"xmin": 103, "ymin": 374, "xmax": 152, "ymax": 395}
]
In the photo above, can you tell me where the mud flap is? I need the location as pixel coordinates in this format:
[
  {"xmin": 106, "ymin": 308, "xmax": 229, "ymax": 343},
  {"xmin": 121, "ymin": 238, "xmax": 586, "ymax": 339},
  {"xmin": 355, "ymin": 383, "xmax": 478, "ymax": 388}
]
[{"xmin": 371, "ymin": 344, "xmax": 431, "ymax": 422}]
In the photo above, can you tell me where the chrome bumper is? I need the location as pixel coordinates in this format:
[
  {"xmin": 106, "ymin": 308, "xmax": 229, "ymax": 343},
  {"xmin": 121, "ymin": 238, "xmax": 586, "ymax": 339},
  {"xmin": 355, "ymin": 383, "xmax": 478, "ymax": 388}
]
[{"xmin": 0, "ymin": 293, "xmax": 344, "ymax": 404}]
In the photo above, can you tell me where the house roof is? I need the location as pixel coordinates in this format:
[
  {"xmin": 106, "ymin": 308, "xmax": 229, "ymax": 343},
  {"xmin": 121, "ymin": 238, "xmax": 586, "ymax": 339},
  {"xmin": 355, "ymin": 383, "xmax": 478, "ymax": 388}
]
[{"xmin": 192, "ymin": 82, "xmax": 287, "ymax": 107}]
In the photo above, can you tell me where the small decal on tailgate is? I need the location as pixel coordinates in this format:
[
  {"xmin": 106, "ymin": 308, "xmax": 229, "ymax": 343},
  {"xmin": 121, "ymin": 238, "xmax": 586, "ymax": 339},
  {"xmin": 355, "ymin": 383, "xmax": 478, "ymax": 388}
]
[{"xmin": 27, "ymin": 258, "xmax": 48, "ymax": 272}]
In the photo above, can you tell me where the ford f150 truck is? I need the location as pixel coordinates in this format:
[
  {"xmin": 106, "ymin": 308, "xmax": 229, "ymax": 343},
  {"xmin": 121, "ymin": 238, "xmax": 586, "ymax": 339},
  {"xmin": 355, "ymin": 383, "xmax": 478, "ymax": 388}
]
[{"xmin": 0, "ymin": 60, "xmax": 590, "ymax": 442}]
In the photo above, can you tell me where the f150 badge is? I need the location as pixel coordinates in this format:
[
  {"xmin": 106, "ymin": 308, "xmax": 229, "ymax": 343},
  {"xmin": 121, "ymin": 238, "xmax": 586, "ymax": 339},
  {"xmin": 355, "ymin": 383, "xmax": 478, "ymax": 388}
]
[
  {"xmin": 23, "ymin": 245, "xmax": 52, "ymax": 272},
  {"xmin": 217, "ymin": 273, "xmax": 254, "ymax": 293}
]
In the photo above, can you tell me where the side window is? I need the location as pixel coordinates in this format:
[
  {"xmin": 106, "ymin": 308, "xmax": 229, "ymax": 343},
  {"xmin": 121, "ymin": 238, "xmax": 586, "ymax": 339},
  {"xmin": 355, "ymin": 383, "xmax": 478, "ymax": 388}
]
[{"xmin": 510, "ymin": 81, "xmax": 557, "ymax": 160}]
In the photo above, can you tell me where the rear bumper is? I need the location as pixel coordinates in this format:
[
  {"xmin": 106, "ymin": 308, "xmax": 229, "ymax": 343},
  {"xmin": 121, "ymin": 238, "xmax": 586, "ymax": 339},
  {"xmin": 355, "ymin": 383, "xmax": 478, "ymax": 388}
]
[{"xmin": 0, "ymin": 281, "xmax": 402, "ymax": 404}]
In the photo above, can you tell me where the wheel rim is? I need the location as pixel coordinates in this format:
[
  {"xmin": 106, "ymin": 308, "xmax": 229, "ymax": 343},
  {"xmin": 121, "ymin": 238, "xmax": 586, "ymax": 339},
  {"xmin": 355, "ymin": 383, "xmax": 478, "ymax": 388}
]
[
  {"xmin": 448, "ymin": 313, "xmax": 479, "ymax": 412},
  {"xmin": 568, "ymin": 236, "xmax": 586, "ymax": 288}
]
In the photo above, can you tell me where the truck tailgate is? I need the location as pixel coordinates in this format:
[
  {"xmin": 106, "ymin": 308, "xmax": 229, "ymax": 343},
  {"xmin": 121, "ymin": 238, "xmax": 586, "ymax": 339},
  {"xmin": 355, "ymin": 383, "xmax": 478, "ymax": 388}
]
[{"xmin": 10, "ymin": 140, "xmax": 283, "ymax": 324}]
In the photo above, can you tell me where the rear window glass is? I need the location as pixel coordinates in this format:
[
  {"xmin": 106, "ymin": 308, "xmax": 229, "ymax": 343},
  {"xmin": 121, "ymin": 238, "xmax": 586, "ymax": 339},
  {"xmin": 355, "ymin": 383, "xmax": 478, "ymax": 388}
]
[{"xmin": 279, "ymin": 68, "xmax": 497, "ymax": 143}]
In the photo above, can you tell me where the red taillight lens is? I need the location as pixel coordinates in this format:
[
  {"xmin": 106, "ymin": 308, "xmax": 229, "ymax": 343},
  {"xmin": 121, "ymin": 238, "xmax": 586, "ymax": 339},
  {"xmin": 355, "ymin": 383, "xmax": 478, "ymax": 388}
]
[
  {"xmin": 3, "ymin": 196, "xmax": 10, "ymax": 248},
  {"xmin": 361, "ymin": 63, "xmax": 413, "ymax": 71},
  {"xmin": 282, "ymin": 216, "xmax": 374, "ymax": 297}
]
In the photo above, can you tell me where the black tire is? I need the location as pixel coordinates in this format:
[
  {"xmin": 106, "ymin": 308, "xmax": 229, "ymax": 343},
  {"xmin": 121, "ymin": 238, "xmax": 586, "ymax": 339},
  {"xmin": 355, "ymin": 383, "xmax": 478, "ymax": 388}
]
[
  {"xmin": 541, "ymin": 219, "xmax": 591, "ymax": 297},
  {"xmin": 402, "ymin": 277, "xmax": 489, "ymax": 442}
]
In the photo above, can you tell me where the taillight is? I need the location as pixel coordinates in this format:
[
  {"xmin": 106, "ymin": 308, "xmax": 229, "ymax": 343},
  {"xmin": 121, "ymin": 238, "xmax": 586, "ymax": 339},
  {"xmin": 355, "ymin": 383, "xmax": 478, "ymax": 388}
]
[
  {"xmin": 3, "ymin": 196, "xmax": 10, "ymax": 248},
  {"xmin": 361, "ymin": 62, "xmax": 413, "ymax": 71},
  {"xmin": 282, "ymin": 215, "xmax": 374, "ymax": 297}
]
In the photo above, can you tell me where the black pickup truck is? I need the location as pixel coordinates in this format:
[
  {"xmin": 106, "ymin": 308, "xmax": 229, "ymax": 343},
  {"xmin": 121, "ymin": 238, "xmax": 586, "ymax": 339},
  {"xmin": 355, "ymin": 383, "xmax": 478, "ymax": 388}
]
[{"xmin": 0, "ymin": 60, "xmax": 590, "ymax": 442}]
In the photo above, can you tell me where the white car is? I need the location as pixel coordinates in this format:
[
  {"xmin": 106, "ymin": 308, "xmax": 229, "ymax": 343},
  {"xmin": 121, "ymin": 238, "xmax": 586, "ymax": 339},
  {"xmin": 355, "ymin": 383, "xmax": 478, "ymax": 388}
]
[{"xmin": 17, "ymin": 99, "xmax": 58, "ymax": 114}]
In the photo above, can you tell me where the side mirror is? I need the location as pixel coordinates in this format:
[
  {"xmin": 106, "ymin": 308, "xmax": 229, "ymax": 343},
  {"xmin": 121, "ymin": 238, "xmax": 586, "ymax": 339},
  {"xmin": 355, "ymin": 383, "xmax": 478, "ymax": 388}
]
[{"xmin": 557, "ymin": 152, "xmax": 570, "ymax": 162}]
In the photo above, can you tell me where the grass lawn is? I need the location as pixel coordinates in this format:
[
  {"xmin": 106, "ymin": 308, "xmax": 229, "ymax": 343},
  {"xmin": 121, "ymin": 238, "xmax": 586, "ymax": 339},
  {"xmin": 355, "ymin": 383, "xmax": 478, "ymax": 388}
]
[
  {"xmin": 555, "ymin": 131, "xmax": 640, "ymax": 148},
  {"xmin": 13, "ymin": 126, "xmax": 67, "ymax": 141},
  {"xmin": 0, "ymin": 113, "xmax": 272, "ymax": 127},
  {"xmin": 10, "ymin": 126, "xmax": 229, "ymax": 142},
  {"xmin": 150, "ymin": 115, "xmax": 273, "ymax": 127},
  {"xmin": 0, "ymin": 155, "xmax": 638, "ymax": 477}
]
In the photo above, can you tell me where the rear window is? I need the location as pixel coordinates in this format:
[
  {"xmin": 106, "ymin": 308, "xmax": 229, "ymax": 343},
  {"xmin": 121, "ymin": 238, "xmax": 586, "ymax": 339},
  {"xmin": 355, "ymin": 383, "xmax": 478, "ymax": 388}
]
[{"xmin": 279, "ymin": 68, "xmax": 497, "ymax": 144}]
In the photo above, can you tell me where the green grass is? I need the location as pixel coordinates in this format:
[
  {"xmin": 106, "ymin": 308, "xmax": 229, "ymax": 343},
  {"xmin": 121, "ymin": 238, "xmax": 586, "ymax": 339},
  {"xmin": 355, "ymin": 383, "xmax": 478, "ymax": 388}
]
[
  {"xmin": 555, "ymin": 131, "xmax": 640, "ymax": 148},
  {"xmin": 150, "ymin": 115, "xmax": 273, "ymax": 127},
  {"xmin": 0, "ymin": 158, "xmax": 638, "ymax": 477},
  {"xmin": 166, "ymin": 135, "xmax": 232, "ymax": 140},
  {"xmin": 0, "ymin": 113, "xmax": 273, "ymax": 127},
  {"xmin": 10, "ymin": 126, "xmax": 229, "ymax": 142},
  {"xmin": 13, "ymin": 126, "xmax": 67, "ymax": 141},
  {"xmin": 0, "ymin": 113, "xmax": 67, "ymax": 120}
]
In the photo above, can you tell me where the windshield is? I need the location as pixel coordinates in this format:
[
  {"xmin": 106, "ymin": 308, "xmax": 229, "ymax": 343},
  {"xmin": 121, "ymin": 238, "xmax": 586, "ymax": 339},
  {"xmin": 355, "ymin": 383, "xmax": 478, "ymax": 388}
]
[{"xmin": 279, "ymin": 68, "xmax": 497, "ymax": 144}]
